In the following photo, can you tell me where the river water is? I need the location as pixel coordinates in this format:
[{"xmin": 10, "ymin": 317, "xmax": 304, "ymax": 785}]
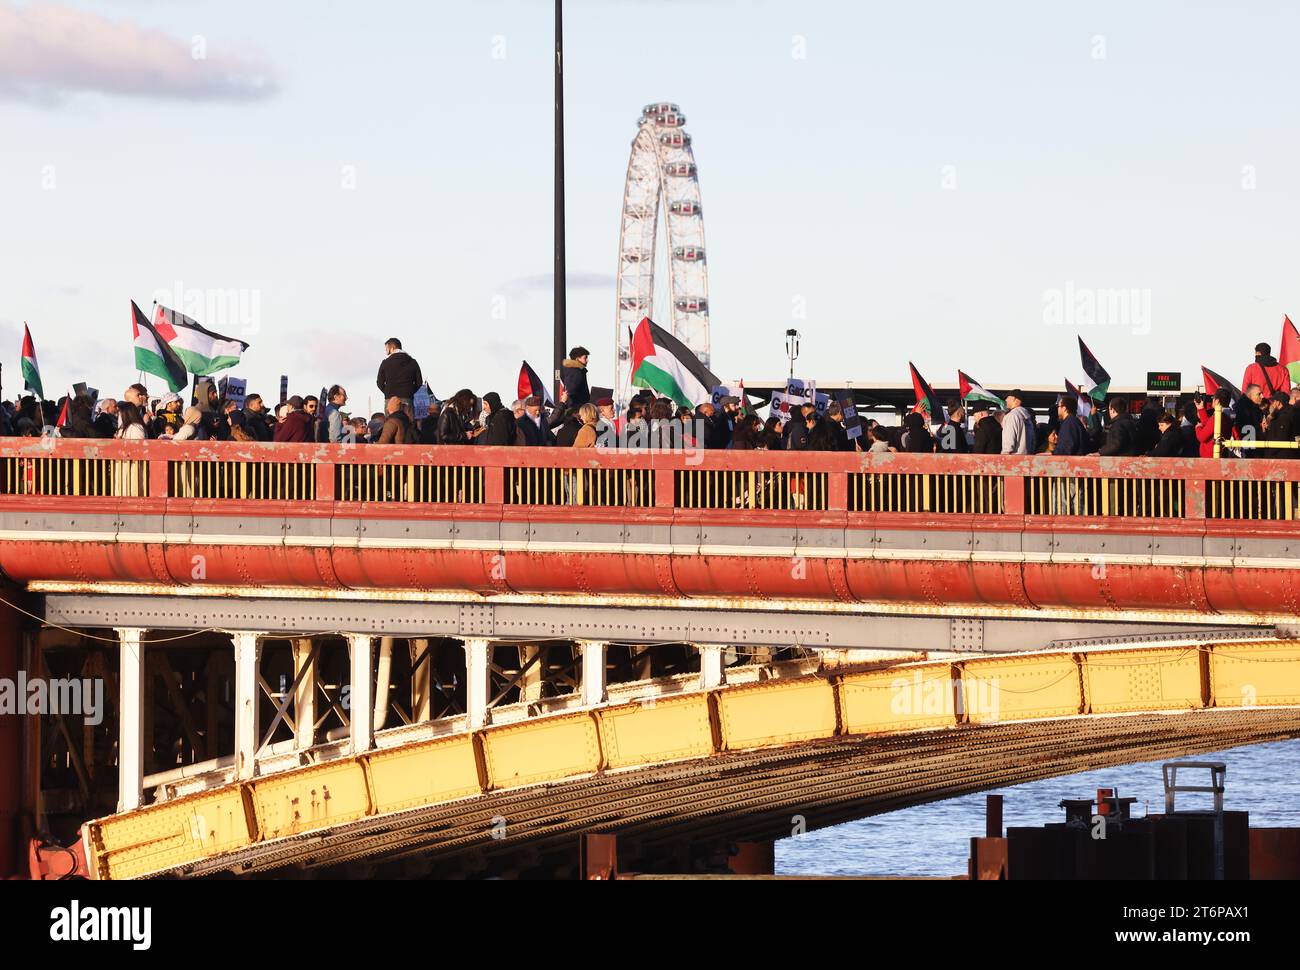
[{"xmin": 775, "ymin": 738, "xmax": 1300, "ymax": 876}]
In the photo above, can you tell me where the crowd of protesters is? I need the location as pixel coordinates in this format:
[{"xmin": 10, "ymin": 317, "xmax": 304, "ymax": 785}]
[{"xmin": 2, "ymin": 337, "xmax": 1297, "ymax": 459}]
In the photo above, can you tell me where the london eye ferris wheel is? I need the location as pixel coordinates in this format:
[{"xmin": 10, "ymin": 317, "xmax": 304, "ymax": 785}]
[{"xmin": 613, "ymin": 103, "xmax": 711, "ymax": 408}]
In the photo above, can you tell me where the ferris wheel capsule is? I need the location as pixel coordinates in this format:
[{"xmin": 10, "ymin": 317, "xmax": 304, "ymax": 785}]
[
  {"xmin": 642, "ymin": 102, "xmax": 680, "ymax": 117},
  {"xmin": 673, "ymin": 246, "xmax": 706, "ymax": 262},
  {"xmin": 675, "ymin": 297, "xmax": 708, "ymax": 313},
  {"xmin": 669, "ymin": 200, "xmax": 701, "ymax": 216},
  {"xmin": 664, "ymin": 161, "xmax": 696, "ymax": 177},
  {"xmin": 659, "ymin": 131, "xmax": 691, "ymax": 148},
  {"xmin": 655, "ymin": 112, "xmax": 687, "ymax": 128}
]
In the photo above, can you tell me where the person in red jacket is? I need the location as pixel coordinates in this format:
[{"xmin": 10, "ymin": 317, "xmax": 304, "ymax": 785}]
[
  {"xmin": 1242, "ymin": 341, "xmax": 1291, "ymax": 398},
  {"xmin": 273, "ymin": 396, "xmax": 314, "ymax": 442},
  {"xmin": 1195, "ymin": 388, "xmax": 1238, "ymax": 458}
]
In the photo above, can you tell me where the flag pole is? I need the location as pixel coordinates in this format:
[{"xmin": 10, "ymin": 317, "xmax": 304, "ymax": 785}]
[{"xmin": 553, "ymin": 0, "xmax": 567, "ymax": 405}]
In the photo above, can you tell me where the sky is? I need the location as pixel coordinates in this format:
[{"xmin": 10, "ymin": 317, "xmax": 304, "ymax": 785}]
[{"xmin": 1, "ymin": 0, "xmax": 1299, "ymax": 411}]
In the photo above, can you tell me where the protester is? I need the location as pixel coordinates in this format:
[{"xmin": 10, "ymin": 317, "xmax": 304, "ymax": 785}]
[
  {"xmin": 376, "ymin": 397, "xmax": 413, "ymax": 444},
  {"xmin": 1242, "ymin": 341, "xmax": 1291, "ymax": 397},
  {"xmin": 1054, "ymin": 396, "xmax": 1088, "ymax": 456},
  {"xmin": 437, "ymin": 389, "xmax": 481, "ymax": 445},
  {"xmin": 1099, "ymin": 397, "xmax": 1141, "ymax": 456},
  {"xmin": 273, "ymin": 396, "xmax": 314, "ymax": 443},
  {"xmin": 318, "ymin": 386, "xmax": 348, "ymax": 443},
  {"xmin": 1235, "ymin": 385, "xmax": 1266, "ymax": 450},
  {"xmin": 479, "ymin": 392, "xmax": 517, "ymax": 446},
  {"xmin": 115, "ymin": 401, "xmax": 148, "ymax": 440},
  {"xmin": 243, "ymin": 394, "xmax": 274, "ymax": 441},
  {"xmin": 171, "ymin": 407, "xmax": 204, "ymax": 441},
  {"xmin": 572, "ymin": 403, "xmax": 600, "ymax": 448},
  {"xmin": 517, "ymin": 396, "xmax": 554, "ymax": 446},
  {"xmin": 560, "ymin": 347, "xmax": 591, "ymax": 409},
  {"xmin": 1142, "ymin": 411, "xmax": 1181, "ymax": 456},
  {"xmin": 1000, "ymin": 390, "xmax": 1035, "ymax": 454},
  {"xmin": 376, "ymin": 337, "xmax": 424, "ymax": 404}
]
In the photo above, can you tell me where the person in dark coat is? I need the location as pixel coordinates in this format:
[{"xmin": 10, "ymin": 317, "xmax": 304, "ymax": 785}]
[
  {"xmin": 1098, "ymin": 398, "xmax": 1141, "ymax": 456},
  {"xmin": 1234, "ymin": 385, "xmax": 1266, "ymax": 452},
  {"xmin": 1054, "ymin": 396, "xmax": 1088, "ymax": 456},
  {"xmin": 242, "ymin": 394, "xmax": 274, "ymax": 442},
  {"xmin": 559, "ymin": 347, "xmax": 591, "ymax": 410},
  {"xmin": 782, "ymin": 403, "xmax": 814, "ymax": 450},
  {"xmin": 695, "ymin": 403, "xmax": 731, "ymax": 449},
  {"xmin": 731, "ymin": 414, "xmax": 763, "ymax": 450},
  {"xmin": 479, "ymin": 392, "xmax": 516, "ymax": 446},
  {"xmin": 516, "ymin": 396, "xmax": 554, "ymax": 446},
  {"xmin": 554, "ymin": 410, "xmax": 582, "ymax": 447},
  {"xmin": 758, "ymin": 416, "xmax": 783, "ymax": 450},
  {"xmin": 437, "ymin": 389, "xmax": 479, "ymax": 445},
  {"xmin": 1146, "ymin": 412, "xmax": 1183, "ymax": 456},
  {"xmin": 938, "ymin": 400, "xmax": 970, "ymax": 453},
  {"xmin": 376, "ymin": 337, "xmax": 424, "ymax": 403},
  {"xmin": 970, "ymin": 406, "xmax": 1002, "ymax": 454},
  {"xmin": 901, "ymin": 412, "xmax": 935, "ymax": 453},
  {"xmin": 273, "ymin": 396, "xmax": 314, "ymax": 442},
  {"xmin": 1135, "ymin": 398, "xmax": 1163, "ymax": 454},
  {"xmin": 1265, "ymin": 389, "xmax": 1300, "ymax": 457},
  {"xmin": 1178, "ymin": 402, "xmax": 1201, "ymax": 458}
]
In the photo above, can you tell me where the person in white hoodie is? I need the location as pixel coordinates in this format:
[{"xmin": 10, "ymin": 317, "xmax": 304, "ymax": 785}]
[{"xmin": 1000, "ymin": 389, "xmax": 1036, "ymax": 455}]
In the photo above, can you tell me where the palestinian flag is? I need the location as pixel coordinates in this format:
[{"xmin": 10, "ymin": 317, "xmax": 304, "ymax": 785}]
[
  {"xmin": 1078, "ymin": 337, "xmax": 1111, "ymax": 402},
  {"xmin": 153, "ymin": 304, "xmax": 248, "ymax": 376},
  {"xmin": 133, "ymin": 301, "xmax": 188, "ymax": 392},
  {"xmin": 909, "ymin": 362, "xmax": 943, "ymax": 425},
  {"xmin": 20, "ymin": 324, "xmax": 43, "ymax": 399},
  {"xmin": 1201, "ymin": 365, "xmax": 1242, "ymax": 404},
  {"xmin": 517, "ymin": 360, "xmax": 554, "ymax": 406},
  {"xmin": 630, "ymin": 317, "xmax": 719, "ymax": 408},
  {"xmin": 1065, "ymin": 378, "xmax": 1092, "ymax": 419},
  {"xmin": 957, "ymin": 370, "xmax": 1004, "ymax": 409},
  {"xmin": 55, "ymin": 395, "xmax": 69, "ymax": 429},
  {"xmin": 1281, "ymin": 315, "xmax": 1300, "ymax": 385}
]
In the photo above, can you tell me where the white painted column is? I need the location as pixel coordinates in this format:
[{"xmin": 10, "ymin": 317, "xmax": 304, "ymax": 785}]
[
  {"xmin": 580, "ymin": 641, "xmax": 607, "ymax": 707},
  {"xmin": 348, "ymin": 634, "xmax": 374, "ymax": 754},
  {"xmin": 292, "ymin": 637, "xmax": 316, "ymax": 750},
  {"xmin": 699, "ymin": 644, "xmax": 726, "ymax": 690},
  {"xmin": 116, "ymin": 627, "xmax": 146, "ymax": 812},
  {"xmin": 463, "ymin": 638, "xmax": 491, "ymax": 730},
  {"xmin": 233, "ymin": 632, "xmax": 263, "ymax": 780}
]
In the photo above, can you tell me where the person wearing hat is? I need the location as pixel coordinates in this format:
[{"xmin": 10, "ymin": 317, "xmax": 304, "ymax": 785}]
[
  {"xmin": 969, "ymin": 402, "xmax": 1003, "ymax": 454},
  {"xmin": 516, "ymin": 395, "xmax": 555, "ymax": 446},
  {"xmin": 273, "ymin": 395, "xmax": 314, "ymax": 443},
  {"xmin": 593, "ymin": 396, "xmax": 617, "ymax": 445},
  {"xmin": 1243, "ymin": 341, "xmax": 1291, "ymax": 399},
  {"xmin": 560, "ymin": 346, "xmax": 591, "ymax": 409},
  {"xmin": 1000, "ymin": 389, "xmax": 1036, "ymax": 455},
  {"xmin": 153, "ymin": 392, "xmax": 184, "ymax": 437}
]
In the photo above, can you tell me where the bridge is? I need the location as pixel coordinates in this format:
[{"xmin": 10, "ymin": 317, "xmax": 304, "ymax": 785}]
[{"xmin": 2, "ymin": 438, "xmax": 1299, "ymax": 878}]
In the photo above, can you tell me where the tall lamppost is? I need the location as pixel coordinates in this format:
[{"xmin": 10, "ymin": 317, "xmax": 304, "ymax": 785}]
[{"xmin": 553, "ymin": 0, "xmax": 567, "ymax": 403}]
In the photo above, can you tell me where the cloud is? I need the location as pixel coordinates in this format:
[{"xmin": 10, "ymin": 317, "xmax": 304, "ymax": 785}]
[
  {"xmin": 0, "ymin": 2, "xmax": 277, "ymax": 105},
  {"xmin": 497, "ymin": 272, "xmax": 613, "ymax": 299}
]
